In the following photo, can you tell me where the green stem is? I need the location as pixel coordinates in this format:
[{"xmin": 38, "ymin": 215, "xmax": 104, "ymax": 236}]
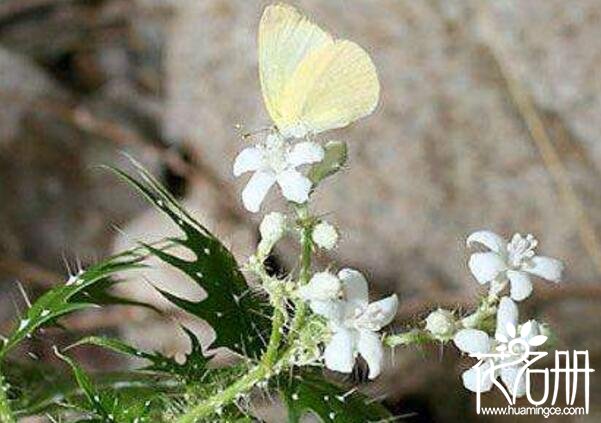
[
  {"xmin": 177, "ymin": 269, "xmax": 288, "ymax": 422},
  {"xmin": 289, "ymin": 205, "xmax": 313, "ymax": 338},
  {"xmin": 262, "ymin": 304, "xmax": 285, "ymax": 367},
  {"xmin": 0, "ymin": 371, "xmax": 15, "ymax": 423},
  {"xmin": 384, "ymin": 329, "xmax": 434, "ymax": 347},
  {"xmin": 176, "ymin": 364, "xmax": 268, "ymax": 423},
  {"xmin": 176, "ymin": 205, "xmax": 315, "ymax": 422}
]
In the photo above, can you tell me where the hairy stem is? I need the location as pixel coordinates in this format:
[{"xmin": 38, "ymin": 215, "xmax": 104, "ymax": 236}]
[
  {"xmin": 384, "ymin": 329, "xmax": 434, "ymax": 347},
  {"xmin": 262, "ymin": 303, "xmax": 285, "ymax": 367},
  {"xmin": 176, "ymin": 364, "xmax": 268, "ymax": 423},
  {"xmin": 289, "ymin": 205, "xmax": 313, "ymax": 338},
  {"xmin": 176, "ymin": 205, "xmax": 316, "ymax": 422},
  {"xmin": 178, "ymin": 269, "xmax": 288, "ymax": 422},
  {"xmin": 0, "ymin": 371, "xmax": 15, "ymax": 423}
]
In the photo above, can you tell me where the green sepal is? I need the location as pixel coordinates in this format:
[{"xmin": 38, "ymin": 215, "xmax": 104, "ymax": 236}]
[{"xmin": 309, "ymin": 141, "xmax": 347, "ymax": 184}]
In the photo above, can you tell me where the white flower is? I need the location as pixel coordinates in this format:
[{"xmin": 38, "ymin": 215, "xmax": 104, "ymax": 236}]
[
  {"xmin": 312, "ymin": 221, "xmax": 338, "ymax": 250},
  {"xmin": 453, "ymin": 297, "xmax": 547, "ymax": 397},
  {"xmin": 425, "ymin": 308, "xmax": 456, "ymax": 340},
  {"xmin": 233, "ymin": 134, "xmax": 324, "ymax": 212},
  {"xmin": 467, "ymin": 231, "xmax": 564, "ymax": 301},
  {"xmin": 300, "ymin": 268, "xmax": 398, "ymax": 379}
]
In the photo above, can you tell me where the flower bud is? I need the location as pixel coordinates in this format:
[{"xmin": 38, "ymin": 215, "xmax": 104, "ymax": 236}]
[
  {"xmin": 298, "ymin": 272, "xmax": 341, "ymax": 301},
  {"xmin": 425, "ymin": 308, "xmax": 456, "ymax": 340},
  {"xmin": 312, "ymin": 221, "xmax": 338, "ymax": 250},
  {"xmin": 260, "ymin": 212, "xmax": 287, "ymax": 241},
  {"xmin": 257, "ymin": 212, "xmax": 287, "ymax": 257}
]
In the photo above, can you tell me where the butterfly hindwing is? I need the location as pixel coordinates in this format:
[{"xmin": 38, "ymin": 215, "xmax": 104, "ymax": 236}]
[{"xmin": 258, "ymin": 3, "xmax": 380, "ymax": 138}]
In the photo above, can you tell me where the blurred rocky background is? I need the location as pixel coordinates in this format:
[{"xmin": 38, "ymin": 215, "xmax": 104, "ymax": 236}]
[{"xmin": 1, "ymin": 0, "xmax": 601, "ymax": 421}]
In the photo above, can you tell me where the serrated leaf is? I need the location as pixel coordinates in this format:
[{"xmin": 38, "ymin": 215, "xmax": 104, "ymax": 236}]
[
  {"xmin": 280, "ymin": 371, "xmax": 391, "ymax": 423},
  {"xmin": 0, "ymin": 251, "xmax": 146, "ymax": 361},
  {"xmin": 70, "ymin": 277, "xmax": 160, "ymax": 313},
  {"xmin": 4, "ymin": 359, "xmax": 179, "ymax": 418},
  {"xmin": 72, "ymin": 329, "xmax": 211, "ymax": 382},
  {"xmin": 55, "ymin": 348, "xmax": 166, "ymax": 422},
  {"xmin": 110, "ymin": 162, "xmax": 271, "ymax": 359}
]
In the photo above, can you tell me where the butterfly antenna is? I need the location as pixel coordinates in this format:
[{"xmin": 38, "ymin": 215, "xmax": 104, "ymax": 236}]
[{"xmin": 238, "ymin": 125, "xmax": 275, "ymax": 140}]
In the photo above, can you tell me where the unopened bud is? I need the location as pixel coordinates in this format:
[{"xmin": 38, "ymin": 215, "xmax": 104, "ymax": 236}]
[
  {"xmin": 312, "ymin": 221, "xmax": 338, "ymax": 250},
  {"xmin": 258, "ymin": 212, "xmax": 287, "ymax": 257},
  {"xmin": 425, "ymin": 309, "xmax": 456, "ymax": 340}
]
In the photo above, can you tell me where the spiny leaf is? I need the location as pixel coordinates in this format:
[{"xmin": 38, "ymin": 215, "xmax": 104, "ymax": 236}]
[
  {"xmin": 4, "ymin": 358, "xmax": 179, "ymax": 418},
  {"xmin": 71, "ymin": 329, "xmax": 211, "ymax": 382},
  {"xmin": 110, "ymin": 162, "xmax": 271, "ymax": 359},
  {"xmin": 0, "ymin": 250, "xmax": 146, "ymax": 361},
  {"xmin": 70, "ymin": 277, "xmax": 160, "ymax": 313},
  {"xmin": 55, "ymin": 348, "xmax": 165, "ymax": 422},
  {"xmin": 280, "ymin": 371, "xmax": 391, "ymax": 423}
]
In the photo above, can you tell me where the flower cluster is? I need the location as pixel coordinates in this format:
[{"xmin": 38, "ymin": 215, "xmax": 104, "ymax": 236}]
[
  {"xmin": 234, "ymin": 122, "xmax": 565, "ymax": 391},
  {"xmin": 233, "ymin": 127, "xmax": 399, "ymax": 379},
  {"xmin": 418, "ymin": 230, "xmax": 564, "ymax": 397},
  {"xmin": 299, "ymin": 269, "xmax": 398, "ymax": 379}
]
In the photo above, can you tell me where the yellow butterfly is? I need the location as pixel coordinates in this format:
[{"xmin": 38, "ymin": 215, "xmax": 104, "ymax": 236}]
[{"xmin": 258, "ymin": 3, "xmax": 380, "ymax": 139}]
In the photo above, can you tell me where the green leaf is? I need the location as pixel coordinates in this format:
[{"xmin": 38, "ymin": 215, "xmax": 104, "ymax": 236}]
[
  {"xmin": 55, "ymin": 348, "xmax": 167, "ymax": 422},
  {"xmin": 70, "ymin": 277, "xmax": 160, "ymax": 313},
  {"xmin": 309, "ymin": 141, "xmax": 347, "ymax": 184},
  {"xmin": 6, "ymin": 358, "xmax": 179, "ymax": 418},
  {"xmin": 280, "ymin": 371, "xmax": 391, "ymax": 423},
  {"xmin": 0, "ymin": 250, "xmax": 146, "ymax": 362},
  {"xmin": 110, "ymin": 162, "xmax": 271, "ymax": 359},
  {"xmin": 71, "ymin": 330, "xmax": 211, "ymax": 382}
]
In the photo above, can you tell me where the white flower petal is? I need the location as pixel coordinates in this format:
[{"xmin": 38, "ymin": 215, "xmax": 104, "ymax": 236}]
[
  {"xmin": 242, "ymin": 171, "xmax": 276, "ymax": 212},
  {"xmin": 286, "ymin": 142, "xmax": 324, "ymax": 167},
  {"xmin": 338, "ymin": 268, "xmax": 369, "ymax": 307},
  {"xmin": 233, "ymin": 147, "xmax": 263, "ymax": 176},
  {"xmin": 495, "ymin": 297, "xmax": 518, "ymax": 340},
  {"xmin": 453, "ymin": 329, "xmax": 491, "ymax": 355},
  {"xmin": 324, "ymin": 328, "xmax": 356, "ymax": 374},
  {"xmin": 462, "ymin": 361, "xmax": 495, "ymax": 393},
  {"xmin": 468, "ymin": 252, "xmax": 507, "ymax": 284},
  {"xmin": 308, "ymin": 299, "xmax": 344, "ymax": 322},
  {"xmin": 276, "ymin": 169, "xmax": 311, "ymax": 204},
  {"xmin": 363, "ymin": 294, "xmax": 398, "ymax": 331},
  {"xmin": 357, "ymin": 330, "xmax": 384, "ymax": 379},
  {"xmin": 525, "ymin": 256, "xmax": 564, "ymax": 283},
  {"xmin": 467, "ymin": 230, "xmax": 507, "ymax": 254},
  {"xmin": 500, "ymin": 365, "xmax": 527, "ymax": 398},
  {"xmin": 507, "ymin": 270, "xmax": 533, "ymax": 301}
]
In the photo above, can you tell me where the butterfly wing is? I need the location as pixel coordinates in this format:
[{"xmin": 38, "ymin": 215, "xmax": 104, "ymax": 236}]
[
  {"xmin": 259, "ymin": 3, "xmax": 333, "ymax": 129},
  {"xmin": 278, "ymin": 40, "xmax": 380, "ymax": 137}
]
